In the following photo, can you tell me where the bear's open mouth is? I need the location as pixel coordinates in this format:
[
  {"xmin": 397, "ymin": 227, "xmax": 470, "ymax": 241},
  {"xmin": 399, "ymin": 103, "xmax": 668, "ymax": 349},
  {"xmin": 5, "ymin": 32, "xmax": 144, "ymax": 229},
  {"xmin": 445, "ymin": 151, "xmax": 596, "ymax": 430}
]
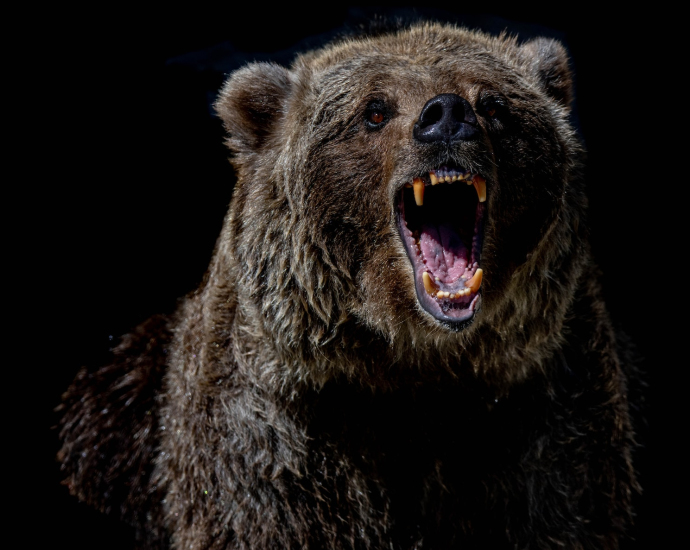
[{"xmin": 396, "ymin": 166, "xmax": 486, "ymax": 326}]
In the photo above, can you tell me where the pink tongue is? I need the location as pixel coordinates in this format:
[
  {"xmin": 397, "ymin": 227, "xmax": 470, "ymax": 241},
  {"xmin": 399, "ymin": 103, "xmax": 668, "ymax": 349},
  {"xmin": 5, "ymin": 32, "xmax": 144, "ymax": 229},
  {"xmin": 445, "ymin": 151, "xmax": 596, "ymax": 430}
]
[{"xmin": 419, "ymin": 223, "xmax": 468, "ymax": 283}]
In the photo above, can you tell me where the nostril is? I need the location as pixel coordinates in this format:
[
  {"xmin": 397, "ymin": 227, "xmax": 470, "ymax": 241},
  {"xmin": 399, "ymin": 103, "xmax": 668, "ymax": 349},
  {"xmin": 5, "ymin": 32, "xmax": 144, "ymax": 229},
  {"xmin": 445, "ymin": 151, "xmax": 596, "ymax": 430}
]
[{"xmin": 420, "ymin": 103, "xmax": 443, "ymax": 129}]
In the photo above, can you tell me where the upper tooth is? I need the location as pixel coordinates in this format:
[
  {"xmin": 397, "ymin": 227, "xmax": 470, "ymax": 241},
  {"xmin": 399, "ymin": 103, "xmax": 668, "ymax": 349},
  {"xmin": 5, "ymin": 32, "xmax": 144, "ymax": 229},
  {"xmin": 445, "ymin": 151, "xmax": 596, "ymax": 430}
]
[
  {"xmin": 413, "ymin": 177, "xmax": 425, "ymax": 206},
  {"xmin": 472, "ymin": 175, "xmax": 486, "ymax": 202},
  {"xmin": 421, "ymin": 170, "xmax": 486, "ymax": 202}
]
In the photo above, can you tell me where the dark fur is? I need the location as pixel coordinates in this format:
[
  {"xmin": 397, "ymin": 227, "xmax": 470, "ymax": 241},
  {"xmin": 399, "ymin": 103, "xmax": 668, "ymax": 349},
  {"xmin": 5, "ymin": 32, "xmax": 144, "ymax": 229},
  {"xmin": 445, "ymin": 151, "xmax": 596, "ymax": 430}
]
[{"xmin": 59, "ymin": 24, "xmax": 640, "ymax": 549}]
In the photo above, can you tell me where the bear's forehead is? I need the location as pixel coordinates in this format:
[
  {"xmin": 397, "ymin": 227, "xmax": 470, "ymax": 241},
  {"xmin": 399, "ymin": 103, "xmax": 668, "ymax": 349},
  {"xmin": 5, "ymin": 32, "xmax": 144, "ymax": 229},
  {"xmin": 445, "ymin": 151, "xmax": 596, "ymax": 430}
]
[
  {"xmin": 297, "ymin": 26, "xmax": 527, "ymax": 99},
  {"xmin": 314, "ymin": 54, "xmax": 517, "ymax": 91}
]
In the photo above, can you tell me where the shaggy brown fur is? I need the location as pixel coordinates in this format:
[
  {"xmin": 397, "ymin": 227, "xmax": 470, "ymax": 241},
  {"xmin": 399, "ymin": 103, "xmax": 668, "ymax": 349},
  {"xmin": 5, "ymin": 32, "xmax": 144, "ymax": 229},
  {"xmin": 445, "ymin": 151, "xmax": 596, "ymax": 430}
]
[{"xmin": 58, "ymin": 24, "xmax": 640, "ymax": 549}]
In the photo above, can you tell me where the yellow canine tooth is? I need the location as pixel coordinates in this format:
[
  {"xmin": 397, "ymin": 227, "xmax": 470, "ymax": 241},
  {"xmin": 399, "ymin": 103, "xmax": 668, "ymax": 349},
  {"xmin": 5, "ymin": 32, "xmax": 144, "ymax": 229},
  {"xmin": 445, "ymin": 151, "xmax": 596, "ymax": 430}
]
[
  {"xmin": 422, "ymin": 272, "xmax": 439, "ymax": 296},
  {"xmin": 429, "ymin": 172, "xmax": 439, "ymax": 185},
  {"xmin": 413, "ymin": 177, "xmax": 425, "ymax": 206},
  {"xmin": 472, "ymin": 175, "xmax": 486, "ymax": 202},
  {"xmin": 451, "ymin": 175, "xmax": 458, "ymax": 182},
  {"xmin": 465, "ymin": 268, "xmax": 483, "ymax": 293}
]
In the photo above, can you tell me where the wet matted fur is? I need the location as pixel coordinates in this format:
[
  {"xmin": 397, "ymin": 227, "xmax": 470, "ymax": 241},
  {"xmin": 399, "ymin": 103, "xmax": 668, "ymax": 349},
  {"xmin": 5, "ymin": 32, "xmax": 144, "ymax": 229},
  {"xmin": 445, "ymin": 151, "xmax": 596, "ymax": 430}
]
[{"xmin": 58, "ymin": 23, "xmax": 640, "ymax": 549}]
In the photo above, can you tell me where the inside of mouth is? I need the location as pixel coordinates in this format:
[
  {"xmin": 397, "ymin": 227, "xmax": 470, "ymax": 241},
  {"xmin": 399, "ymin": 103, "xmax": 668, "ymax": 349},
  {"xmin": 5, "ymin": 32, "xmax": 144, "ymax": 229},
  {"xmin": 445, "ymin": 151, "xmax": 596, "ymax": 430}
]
[{"xmin": 399, "ymin": 167, "xmax": 484, "ymax": 319}]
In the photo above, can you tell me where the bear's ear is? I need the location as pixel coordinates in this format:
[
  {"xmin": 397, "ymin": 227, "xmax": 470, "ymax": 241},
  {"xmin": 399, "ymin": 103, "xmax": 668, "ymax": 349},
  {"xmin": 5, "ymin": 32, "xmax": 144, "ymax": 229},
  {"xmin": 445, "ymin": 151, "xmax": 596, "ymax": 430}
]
[
  {"xmin": 519, "ymin": 38, "xmax": 573, "ymax": 109},
  {"xmin": 215, "ymin": 62, "xmax": 292, "ymax": 153}
]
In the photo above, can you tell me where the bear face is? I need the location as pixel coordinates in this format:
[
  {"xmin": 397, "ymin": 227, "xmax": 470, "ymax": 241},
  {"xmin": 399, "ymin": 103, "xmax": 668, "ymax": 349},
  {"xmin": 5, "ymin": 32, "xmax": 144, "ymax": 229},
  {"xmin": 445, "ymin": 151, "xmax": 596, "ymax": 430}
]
[{"xmin": 215, "ymin": 25, "xmax": 584, "ymax": 386}]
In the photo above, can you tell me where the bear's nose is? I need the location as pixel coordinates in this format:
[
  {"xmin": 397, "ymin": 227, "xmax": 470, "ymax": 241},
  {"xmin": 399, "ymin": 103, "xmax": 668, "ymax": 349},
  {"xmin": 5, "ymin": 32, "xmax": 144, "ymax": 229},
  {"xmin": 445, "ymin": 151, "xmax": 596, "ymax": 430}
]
[{"xmin": 413, "ymin": 93, "xmax": 478, "ymax": 143}]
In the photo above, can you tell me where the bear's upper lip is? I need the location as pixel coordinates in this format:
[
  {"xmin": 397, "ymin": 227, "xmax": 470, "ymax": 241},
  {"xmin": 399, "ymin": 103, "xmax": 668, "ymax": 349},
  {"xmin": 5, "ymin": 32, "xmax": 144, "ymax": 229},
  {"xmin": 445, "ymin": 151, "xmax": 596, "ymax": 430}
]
[{"xmin": 396, "ymin": 165, "xmax": 487, "ymax": 326}]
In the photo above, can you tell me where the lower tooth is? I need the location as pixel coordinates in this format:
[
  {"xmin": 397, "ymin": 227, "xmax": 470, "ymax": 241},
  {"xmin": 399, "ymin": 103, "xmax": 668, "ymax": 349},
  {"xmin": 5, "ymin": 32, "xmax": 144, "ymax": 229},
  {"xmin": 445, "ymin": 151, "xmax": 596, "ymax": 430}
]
[
  {"xmin": 465, "ymin": 268, "xmax": 483, "ymax": 293},
  {"xmin": 423, "ymin": 272, "xmax": 439, "ymax": 295}
]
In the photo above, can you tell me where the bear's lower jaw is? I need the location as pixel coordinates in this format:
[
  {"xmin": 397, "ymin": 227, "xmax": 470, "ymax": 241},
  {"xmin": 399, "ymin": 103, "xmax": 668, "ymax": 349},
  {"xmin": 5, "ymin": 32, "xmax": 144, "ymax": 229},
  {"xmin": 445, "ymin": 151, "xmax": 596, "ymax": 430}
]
[{"xmin": 396, "ymin": 166, "xmax": 486, "ymax": 326}]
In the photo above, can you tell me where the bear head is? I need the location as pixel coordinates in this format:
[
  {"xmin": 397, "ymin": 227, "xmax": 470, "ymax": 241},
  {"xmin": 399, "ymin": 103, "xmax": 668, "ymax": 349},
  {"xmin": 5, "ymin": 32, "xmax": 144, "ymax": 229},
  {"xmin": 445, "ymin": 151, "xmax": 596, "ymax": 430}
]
[{"xmin": 214, "ymin": 24, "xmax": 584, "ymax": 388}]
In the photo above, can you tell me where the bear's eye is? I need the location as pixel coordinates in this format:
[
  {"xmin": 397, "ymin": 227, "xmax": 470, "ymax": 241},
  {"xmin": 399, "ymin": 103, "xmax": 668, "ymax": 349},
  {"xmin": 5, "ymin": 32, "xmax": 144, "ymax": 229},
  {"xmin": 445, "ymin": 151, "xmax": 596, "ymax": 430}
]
[
  {"xmin": 478, "ymin": 94, "xmax": 505, "ymax": 120},
  {"xmin": 364, "ymin": 100, "xmax": 390, "ymax": 129}
]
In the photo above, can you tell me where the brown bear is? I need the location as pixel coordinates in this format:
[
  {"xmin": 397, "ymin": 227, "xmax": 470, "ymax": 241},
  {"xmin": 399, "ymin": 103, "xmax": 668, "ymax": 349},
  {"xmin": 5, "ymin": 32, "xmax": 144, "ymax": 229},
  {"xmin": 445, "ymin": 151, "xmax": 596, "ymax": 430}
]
[{"xmin": 58, "ymin": 23, "xmax": 640, "ymax": 549}]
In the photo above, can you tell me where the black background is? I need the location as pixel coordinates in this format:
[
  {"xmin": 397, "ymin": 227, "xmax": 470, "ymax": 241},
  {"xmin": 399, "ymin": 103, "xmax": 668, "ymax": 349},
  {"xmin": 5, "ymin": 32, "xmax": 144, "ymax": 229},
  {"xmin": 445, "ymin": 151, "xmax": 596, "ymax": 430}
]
[{"xmin": 25, "ymin": 4, "xmax": 679, "ymax": 548}]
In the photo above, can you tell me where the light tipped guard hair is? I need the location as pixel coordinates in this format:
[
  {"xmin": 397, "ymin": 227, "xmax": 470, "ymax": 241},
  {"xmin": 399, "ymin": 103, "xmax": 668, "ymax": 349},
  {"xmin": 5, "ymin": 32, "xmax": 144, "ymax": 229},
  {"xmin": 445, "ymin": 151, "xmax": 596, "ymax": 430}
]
[
  {"xmin": 520, "ymin": 37, "xmax": 574, "ymax": 108},
  {"xmin": 215, "ymin": 62, "xmax": 292, "ymax": 154}
]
